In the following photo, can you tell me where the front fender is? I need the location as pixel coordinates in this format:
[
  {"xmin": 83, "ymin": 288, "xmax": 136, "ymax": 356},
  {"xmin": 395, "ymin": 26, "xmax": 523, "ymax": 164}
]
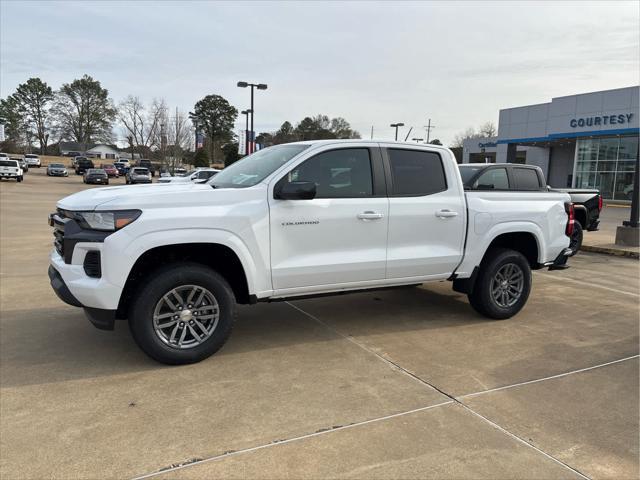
[{"xmin": 103, "ymin": 228, "xmax": 266, "ymax": 297}]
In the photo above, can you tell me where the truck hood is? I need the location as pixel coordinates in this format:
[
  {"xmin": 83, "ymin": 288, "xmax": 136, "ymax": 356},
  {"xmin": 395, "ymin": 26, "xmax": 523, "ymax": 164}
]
[{"xmin": 57, "ymin": 183, "xmax": 219, "ymax": 211}]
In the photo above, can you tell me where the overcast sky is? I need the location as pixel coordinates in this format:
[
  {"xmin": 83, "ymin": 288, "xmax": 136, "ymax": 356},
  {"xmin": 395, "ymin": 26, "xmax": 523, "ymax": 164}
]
[{"xmin": 1, "ymin": 0, "xmax": 638, "ymax": 144}]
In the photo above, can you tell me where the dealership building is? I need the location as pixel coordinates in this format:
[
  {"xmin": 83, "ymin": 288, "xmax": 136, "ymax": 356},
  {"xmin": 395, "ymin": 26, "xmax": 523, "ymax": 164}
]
[{"xmin": 463, "ymin": 86, "xmax": 639, "ymax": 200}]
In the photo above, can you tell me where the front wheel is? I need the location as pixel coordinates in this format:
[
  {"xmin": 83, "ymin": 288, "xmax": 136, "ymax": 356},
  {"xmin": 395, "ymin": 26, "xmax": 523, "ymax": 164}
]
[
  {"xmin": 468, "ymin": 248, "xmax": 532, "ymax": 319},
  {"xmin": 568, "ymin": 222, "xmax": 583, "ymax": 256},
  {"xmin": 128, "ymin": 263, "xmax": 236, "ymax": 364}
]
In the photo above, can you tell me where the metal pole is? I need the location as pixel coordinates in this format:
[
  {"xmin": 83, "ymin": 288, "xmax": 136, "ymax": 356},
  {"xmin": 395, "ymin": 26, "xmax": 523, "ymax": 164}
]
[
  {"xmin": 245, "ymin": 112, "xmax": 249, "ymax": 155},
  {"xmin": 394, "ymin": 126, "xmax": 398, "ymax": 141},
  {"xmin": 370, "ymin": 126, "xmax": 373, "ymax": 140},
  {"xmin": 625, "ymin": 148, "xmax": 640, "ymax": 228},
  {"xmin": 250, "ymin": 86, "xmax": 255, "ymax": 154},
  {"xmin": 426, "ymin": 119, "xmax": 431, "ymax": 143}
]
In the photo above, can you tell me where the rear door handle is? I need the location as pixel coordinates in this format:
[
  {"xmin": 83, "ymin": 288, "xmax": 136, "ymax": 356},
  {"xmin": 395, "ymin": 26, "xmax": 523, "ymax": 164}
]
[
  {"xmin": 436, "ymin": 209, "xmax": 458, "ymax": 218},
  {"xmin": 357, "ymin": 211, "xmax": 384, "ymax": 220}
]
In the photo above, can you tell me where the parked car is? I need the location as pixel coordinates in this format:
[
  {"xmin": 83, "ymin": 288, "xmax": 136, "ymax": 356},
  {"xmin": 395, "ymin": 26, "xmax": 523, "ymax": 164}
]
[
  {"xmin": 114, "ymin": 162, "xmax": 129, "ymax": 176},
  {"xmin": 126, "ymin": 167, "xmax": 152, "ymax": 184},
  {"xmin": 100, "ymin": 164, "xmax": 119, "ymax": 177},
  {"xmin": 24, "ymin": 154, "xmax": 41, "ymax": 168},
  {"xmin": 64, "ymin": 151, "xmax": 83, "ymax": 157},
  {"xmin": 48, "ymin": 141, "xmax": 573, "ymax": 364},
  {"xmin": 11, "ymin": 157, "xmax": 28, "ymax": 173},
  {"xmin": 174, "ymin": 167, "xmax": 187, "ymax": 176},
  {"xmin": 83, "ymin": 169, "xmax": 109, "ymax": 185},
  {"xmin": 0, "ymin": 158, "xmax": 24, "ymax": 182},
  {"xmin": 75, "ymin": 158, "xmax": 95, "ymax": 175},
  {"xmin": 137, "ymin": 159, "xmax": 156, "ymax": 177},
  {"xmin": 157, "ymin": 168, "xmax": 220, "ymax": 184},
  {"xmin": 458, "ymin": 163, "xmax": 601, "ymax": 256},
  {"xmin": 47, "ymin": 163, "xmax": 68, "ymax": 177}
]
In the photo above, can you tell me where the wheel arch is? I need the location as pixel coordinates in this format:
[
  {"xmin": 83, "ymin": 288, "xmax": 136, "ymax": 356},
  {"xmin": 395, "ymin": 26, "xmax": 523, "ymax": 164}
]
[{"xmin": 116, "ymin": 241, "xmax": 257, "ymax": 319}]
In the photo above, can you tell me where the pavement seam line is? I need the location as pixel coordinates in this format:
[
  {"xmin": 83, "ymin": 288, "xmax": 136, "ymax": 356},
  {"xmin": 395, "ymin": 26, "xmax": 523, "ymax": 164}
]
[
  {"xmin": 287, "ymin": 302, "xmax": 593, "ymax": 480},
  {"xmin": 130, "ymin": 400, "xmax": 455, "ymax": 480},
  {"xmin": 536, "ymin": 272, "xmax": 640, "ymax": 297},
  {"xmin": 458, "ymin": 354, "xmax": 640, "ymax": 400}
]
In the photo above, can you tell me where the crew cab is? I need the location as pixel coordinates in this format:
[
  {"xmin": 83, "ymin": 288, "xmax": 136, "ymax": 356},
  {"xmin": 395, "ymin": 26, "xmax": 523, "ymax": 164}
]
[
  {"xmin": 48, "ymin": 141, "xmax": 572, "ymax": 364},
  {"xmin": 459, "ymin": 163, "xmax": 601, "ymax": 255}
]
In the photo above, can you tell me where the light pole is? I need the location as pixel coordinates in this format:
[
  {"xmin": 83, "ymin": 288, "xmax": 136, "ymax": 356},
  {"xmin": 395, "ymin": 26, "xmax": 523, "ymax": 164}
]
[
  {"xmin": 240, "ymin": 109, "xmax": 252, "ymax": 156},
  {"xmin": 412, "ymin": 138, "xmax": 424, "ymax": 144},
  {"xmin": 237, "ymin": 81, "xmax": 267, "ymax": 154},
  {"xmin": 390, "ymin": 122, "xmax": 404, "ymax": 141}
]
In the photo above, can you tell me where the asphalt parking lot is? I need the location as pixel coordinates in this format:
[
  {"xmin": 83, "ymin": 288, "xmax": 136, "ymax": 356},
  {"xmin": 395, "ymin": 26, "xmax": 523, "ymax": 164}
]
[{"xmin": 1, "ymin": 169, "xmax": 638, "ymax": 479}]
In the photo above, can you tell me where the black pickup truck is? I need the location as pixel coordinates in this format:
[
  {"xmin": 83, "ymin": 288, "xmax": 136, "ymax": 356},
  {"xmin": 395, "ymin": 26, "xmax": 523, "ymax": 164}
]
[{"xmin": 459, "ymin": 163, "xmax": 602, "ymax": 255}]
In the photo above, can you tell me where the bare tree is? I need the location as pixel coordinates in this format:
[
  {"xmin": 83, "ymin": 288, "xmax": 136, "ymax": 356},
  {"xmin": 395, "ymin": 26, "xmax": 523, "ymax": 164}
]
[
  {"xmin": 451, "ymin": 127, "xmax": 478, "ymax": 148},
  {"xmin": 118, "ymin": 96, "xmax": 165, "ymax": 156},
  {"xmin": 451, "ymin": 121, "xmax": 497, "ymax": 148},
  {"xmin": 166, "ymin": 108, "xmax": 193, "ymax": 170},
  {"xmin": 478, "ymin": 121, "xmax": 497, "ymax": 138}
]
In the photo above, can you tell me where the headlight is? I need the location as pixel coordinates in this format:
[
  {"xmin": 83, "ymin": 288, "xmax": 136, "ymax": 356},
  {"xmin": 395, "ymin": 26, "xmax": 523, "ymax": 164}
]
[{"xmin": 75, "ymin": 210, "xmax": 141, "ymax": 231}]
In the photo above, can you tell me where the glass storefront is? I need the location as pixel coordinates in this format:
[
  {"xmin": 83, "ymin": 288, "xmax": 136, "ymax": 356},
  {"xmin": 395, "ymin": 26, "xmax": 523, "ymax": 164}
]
[{"xmin": 574, "ymin": 136, "xmax": 638, "ymax": 200}]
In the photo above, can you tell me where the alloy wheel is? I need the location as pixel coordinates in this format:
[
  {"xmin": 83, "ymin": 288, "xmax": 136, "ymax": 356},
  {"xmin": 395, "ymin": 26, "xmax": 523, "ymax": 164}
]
[
  {"xmin": 152, "ymin": 285, "xmax": 220, "ymax": 349},
  {"xmin": 490, "ymin": 263, "xmax": 524, "ymax": 308}
]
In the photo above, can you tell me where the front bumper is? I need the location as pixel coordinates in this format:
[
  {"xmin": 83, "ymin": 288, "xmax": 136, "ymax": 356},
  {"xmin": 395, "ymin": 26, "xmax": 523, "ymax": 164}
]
[{"xmin": 48, "ymin": 265, "xmax": 116, "ymax": 330}]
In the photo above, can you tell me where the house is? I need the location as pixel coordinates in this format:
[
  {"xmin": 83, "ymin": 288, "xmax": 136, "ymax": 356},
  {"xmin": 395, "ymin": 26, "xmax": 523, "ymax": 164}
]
[
  {"xmin": 85, "ymin": 144, "xmax": 120, "ymax": 160},
  {"xmin": 58, "ymin": 142, "xmax": 122, "ymax": 159}
]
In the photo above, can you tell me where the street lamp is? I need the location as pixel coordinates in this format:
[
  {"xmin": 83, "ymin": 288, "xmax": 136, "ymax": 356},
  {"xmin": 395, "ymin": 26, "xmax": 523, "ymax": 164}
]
[
  {"xmin": 390, "ymin": 122, "xmax": 404, "ymax": 141},
  {"xmin": 237, "ymin": 81, "xmax": 268, "ymax": 153},
  {"xmin": 240, "ymin": 109, "xmax": 252, "ymax": 156},
  {"xmin": 412, "ymin": 138, "xmax": 424, "ymax": 144}
]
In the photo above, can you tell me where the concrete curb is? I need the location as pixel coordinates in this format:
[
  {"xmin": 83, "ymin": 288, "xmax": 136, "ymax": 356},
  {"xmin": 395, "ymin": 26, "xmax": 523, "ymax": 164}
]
[{"xmin": 581, "ymin": 244, "xmax": 639, "ymax": 259}]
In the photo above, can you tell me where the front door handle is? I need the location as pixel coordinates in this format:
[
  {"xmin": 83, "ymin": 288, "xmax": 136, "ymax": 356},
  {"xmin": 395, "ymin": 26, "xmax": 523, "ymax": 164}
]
[
  {"xmin": 357, "ymin": 211, "xmax": 384, "ymax": 220},
  {"xmin": 436, "ymin": 209, "xmax": 458, "ymax": 218}
]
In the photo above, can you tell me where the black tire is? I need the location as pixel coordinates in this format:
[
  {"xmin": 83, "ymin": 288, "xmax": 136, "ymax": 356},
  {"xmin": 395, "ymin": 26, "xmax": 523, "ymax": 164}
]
[
  {"xmin": 468, "ymin": 248, "xmax": 532, "ymax": 320},
  {"xmin": 16, "ymin": 176, "xmax": 22, "ymax": 183},
  {"xmin": 128, "ymin": 263, "xmax": 236, "ymax": 365},
  {"xmin": 568, "ymin": 222, "xmax": 583, "ymax": 256}
]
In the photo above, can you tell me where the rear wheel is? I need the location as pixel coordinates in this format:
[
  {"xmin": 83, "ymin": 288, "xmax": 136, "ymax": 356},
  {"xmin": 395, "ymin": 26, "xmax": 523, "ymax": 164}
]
[
  {"xmin": 468, "ymin": 248, "xmax": 531, "ymax": 319},
  {"xmin": 128, "ymin": 263, "xmax": 235, "ymax": 364},
  {"xmin": 16, "ymin": 176, "xmax": 22, "ymax": 182},
  {"xmin": 568, "ymin": 222, "xmax": 583, "ymax": 256}
]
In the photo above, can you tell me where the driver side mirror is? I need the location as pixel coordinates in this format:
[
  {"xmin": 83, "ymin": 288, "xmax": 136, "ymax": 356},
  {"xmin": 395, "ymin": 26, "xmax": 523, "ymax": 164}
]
[{"xmin": 275, "ymin": 181, "xmax": 316, "ymax": 200}]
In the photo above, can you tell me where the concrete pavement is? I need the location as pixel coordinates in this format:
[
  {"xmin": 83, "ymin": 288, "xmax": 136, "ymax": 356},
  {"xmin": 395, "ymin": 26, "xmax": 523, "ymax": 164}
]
[{"xmin": 1, "ymin": 169, "xmax": 638, "ymax": 479}]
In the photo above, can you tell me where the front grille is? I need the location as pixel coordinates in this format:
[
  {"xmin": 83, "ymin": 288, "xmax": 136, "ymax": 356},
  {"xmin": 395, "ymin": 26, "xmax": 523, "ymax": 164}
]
[
  {"xmin": 51, "ymin": 210, "xmax": 68, "ymax": 257},
  {"xmin": 83, "ymin": 251, "xmax": 102, "ymax": 278}
]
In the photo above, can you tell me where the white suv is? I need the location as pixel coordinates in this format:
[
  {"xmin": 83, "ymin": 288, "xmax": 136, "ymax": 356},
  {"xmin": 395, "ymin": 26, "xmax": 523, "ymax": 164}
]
[
  {"xmin": 0, "ymin": 158, "xmax": 24, "ymax": 182},
  {"xmin": 24, "ymin": 154, "xmax": 41, "ymax": 167}
]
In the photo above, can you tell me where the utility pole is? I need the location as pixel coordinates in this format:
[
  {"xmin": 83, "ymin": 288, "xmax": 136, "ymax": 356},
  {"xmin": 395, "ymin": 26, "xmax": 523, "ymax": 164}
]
[
  {"xmin": 370, "ymin": 125, "xmax": 374, "ymax": 140},
  {"xmin": 424, "ymin": 118, "xmax": 435, "ymax": 143}
]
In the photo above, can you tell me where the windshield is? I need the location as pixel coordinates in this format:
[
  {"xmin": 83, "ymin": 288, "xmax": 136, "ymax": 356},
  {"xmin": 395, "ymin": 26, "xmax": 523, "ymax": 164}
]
[
  {"xmin": 458, "ymin": 166, "xmax": 484, "ymax": 185},
  {"xmin": 134, "ymin": 168, "xmax": 149, "ymax": 174},
  {"xmin": 209, "ymin": 144, "xmax": 309, "ymax": 188},
  {"xmin": 50, "ymin": 164, "xmax": 64, "ymax": 168},
  {"xmin": 0, "ymin": 160, "xmax": 17, "ymax": 167},
  {"xmin": 183, "ymin": 169, "xmax": 198, "ymax": 177}
]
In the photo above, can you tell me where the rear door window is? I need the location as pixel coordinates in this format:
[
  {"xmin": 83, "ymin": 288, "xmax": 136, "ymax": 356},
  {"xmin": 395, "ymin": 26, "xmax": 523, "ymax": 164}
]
[
  {"xmin": 387, "ymin": 149, "xmax": 446, "ymax": 196},
  {"xmin": 513, "ymin": 168, "xmax": 541, "ymax": 190}
]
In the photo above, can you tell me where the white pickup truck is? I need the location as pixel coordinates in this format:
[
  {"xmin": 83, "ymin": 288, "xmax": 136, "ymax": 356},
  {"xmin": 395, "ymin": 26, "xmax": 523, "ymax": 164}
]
[{"xmin": 48, "ymin": 141, "xmax": 573, "ymax": 364}]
